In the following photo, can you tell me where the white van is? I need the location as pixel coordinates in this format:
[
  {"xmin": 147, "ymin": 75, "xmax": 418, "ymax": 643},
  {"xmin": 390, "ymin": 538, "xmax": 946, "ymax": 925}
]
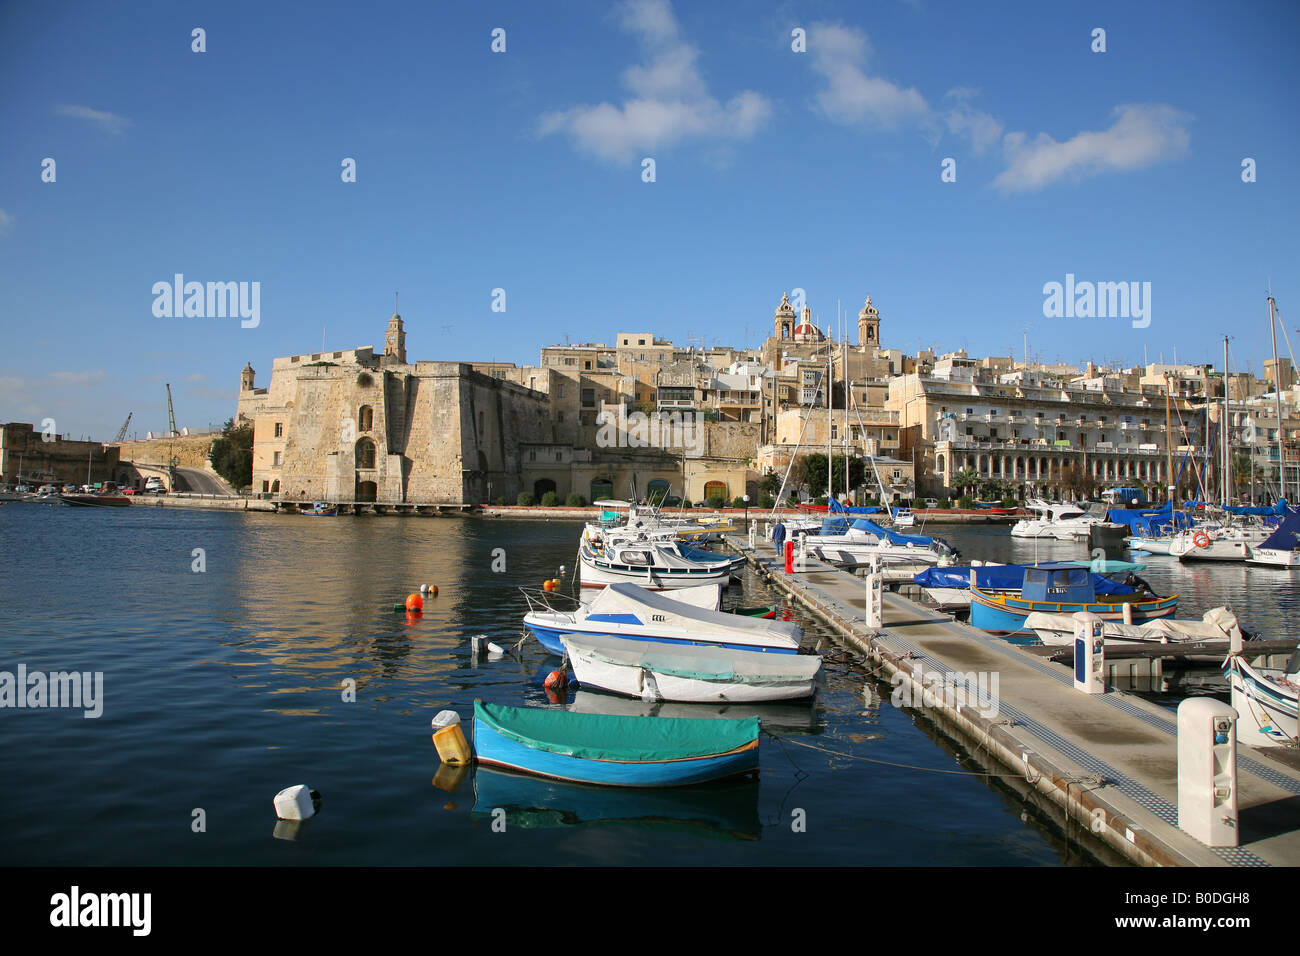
[{"xmin": 145, "ymin": 476, "xmax": 166, "ymax": 494}]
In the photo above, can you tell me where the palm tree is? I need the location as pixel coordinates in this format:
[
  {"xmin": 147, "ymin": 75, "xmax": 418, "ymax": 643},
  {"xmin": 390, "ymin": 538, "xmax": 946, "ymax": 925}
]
[{"xmin": 953, "ymin": 467, "xmax": 979, "ymax": 498}]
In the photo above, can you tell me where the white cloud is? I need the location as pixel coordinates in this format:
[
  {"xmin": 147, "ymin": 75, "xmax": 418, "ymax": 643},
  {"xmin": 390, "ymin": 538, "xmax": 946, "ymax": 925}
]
[
  {"xmin": 809, "ymin": 22, "xmax": 928, "ymax": 128},
  {"xmin": 539, "ymin": 0, "xmax": 772, "ymax": 163},
  {"xmin": 993, "ymin": 104, "xmax": 1191, "ymax": 192},
  {"xmin": 54, "ymin": 104, "xmax": 132, "ymax": 134},
  {"xmin": 47, "ymin": 370, "xmax": 108, "ymax": 387},
  {"xmin": 0, "ymin": 209, "xmax": 12, "ymax": 235},
  {"xmin": 944, "ymin": 102, "xmax": 1004, "ymax": 156}
]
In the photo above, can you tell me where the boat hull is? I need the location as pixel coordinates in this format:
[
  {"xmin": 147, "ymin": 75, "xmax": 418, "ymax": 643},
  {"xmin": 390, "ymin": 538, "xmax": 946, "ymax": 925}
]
[
  {"xmin": 58, "ymin": 494, "xmax": 130, "ymax": 507},
  {"xmin": 970, "ymin": 588, "xmax": 1178, "ymax": 638},
  {"xmin": 524, "ymin": 613, "xmax": 799, "ymax": 657},
  {"xmin": 1225, "ymin": 657, "xmax": 1298, "ymax": 747},
  {"xmin": 562, "ymin": 635, "xmax": 820, "ymax": 703},
  {"xmin": 471, "ymin": 703, "xmax": 760, "ymax": 787}
]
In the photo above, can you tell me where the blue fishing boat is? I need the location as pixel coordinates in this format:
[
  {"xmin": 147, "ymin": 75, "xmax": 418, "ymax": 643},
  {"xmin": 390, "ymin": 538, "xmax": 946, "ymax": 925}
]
[
  {"xmin": 970, "ymin": 566, "xmax": 1178, "ymax": 641},
  {"xmin": 471, "ymin": 700, "xmax": 760, "ymax": 787},
  {"xmin": 303, "ymin": 501, "xmax": 337, "ymax": 516}
]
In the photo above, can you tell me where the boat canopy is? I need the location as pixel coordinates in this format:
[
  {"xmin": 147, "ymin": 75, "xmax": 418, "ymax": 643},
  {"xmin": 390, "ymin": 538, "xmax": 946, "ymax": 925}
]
[
  {"xmin": 1258, "ymin": 508, "xmax": 1300, "ymax": 551},
  {"xmin": 913, "ymin": 562, "xmax": 1135, "ymax": 595},
  {"xmin": 1021, "ymin": 567, "xmax": 1095, "ymax": 603},
  {"xmin": 473, "ymin": 700, "xmax": 758, "ymax": 762},
  {"xmin": 585, "ymin": 583, "xmax": 801, "ymax": 649}
]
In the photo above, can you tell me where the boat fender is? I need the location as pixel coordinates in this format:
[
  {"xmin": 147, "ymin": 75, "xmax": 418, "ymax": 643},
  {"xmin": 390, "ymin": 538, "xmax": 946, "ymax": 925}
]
[
  {"xmin": 487, "ymin": 642, "xmax": 505, "ymax": 658},
  {"xmin": 431, "ymin": 711, "xmax": 471, "ymax": 765},
  {"xmin": 273, "ymin": 784, "xmax": 322, "ymax": 821}
]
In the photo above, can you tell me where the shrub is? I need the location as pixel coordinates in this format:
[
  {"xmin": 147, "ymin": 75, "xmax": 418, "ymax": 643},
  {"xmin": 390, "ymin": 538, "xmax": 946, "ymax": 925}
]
[
  {"xmin": 813, "ymin": 496, "xmax": 828, "ymax": 506},
  {"xmin": 494, "ymin": 496, "xmax": 506, "ymax": 506},
  {"xmin": 705, "ymin": 495, "xmax": 726, "ymax": 509},
  {"xmin": 756, "ymin": 495, "xmax": 774, "ymax": 509},
  {"xmin": 541, "ymin": 491, "xmax": 559, "ymax": 506},
  {"xmin": 516, "ymin": 492, "xmax": 534, "ymax": 506},
  {"xmin": 731, "ymin": 496, "xmax": 748, "ymax": 509},
  {"xmin": 679, "ymin": 499, "xmax": 693, "ymax": 508},
  {"xmin": 565, "ymin": 492, "xmax": 585, "ymax": 506},
  {"xmin": 941, "ymin": 498, "xmax": 953, "ymax": 509},
  {"xmin": 957, "ymin": 496, "xmax": 973, "ymax": 509}
]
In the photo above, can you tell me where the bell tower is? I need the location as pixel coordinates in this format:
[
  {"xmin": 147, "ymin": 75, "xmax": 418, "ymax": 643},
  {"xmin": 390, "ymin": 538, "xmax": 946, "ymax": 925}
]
[
  {"xmin": 774, "ymin": 292, "xmax": 796, "ymax": 340},
  {"xmin": 385, "ymin": 297, "xmax": 406, "ymax": 364},
  {"xmin": 240, "ymin": 362, "xmax": 255, "ymax": 391},
  {"xmin": 858, "ymin": 296, "xmax": 880, "ymax": 349}
]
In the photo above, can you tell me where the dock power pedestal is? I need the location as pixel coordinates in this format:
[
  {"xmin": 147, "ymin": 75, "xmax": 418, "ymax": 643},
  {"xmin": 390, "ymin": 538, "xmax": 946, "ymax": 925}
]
[
  {"xmin": 1072, "ymin": 612, "xmax": 1106, "ymax": 694},
  {"xmin": 1177, "ymin": 698, "xmax": 1239, "ymax": 848}
]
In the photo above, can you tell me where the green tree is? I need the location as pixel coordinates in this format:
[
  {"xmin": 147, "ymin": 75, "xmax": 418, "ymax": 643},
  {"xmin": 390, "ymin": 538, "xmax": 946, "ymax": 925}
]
[
  {"xmin": 952, "ymin": 467, "xmax": 979, "ymax": 497},
  {"xmin": 210, "ymin": 418, "xmax": 253, "ymax": 491},
  {"xmin": 803, "ymin": 453, "xmax": 865, "ymax": 500}
]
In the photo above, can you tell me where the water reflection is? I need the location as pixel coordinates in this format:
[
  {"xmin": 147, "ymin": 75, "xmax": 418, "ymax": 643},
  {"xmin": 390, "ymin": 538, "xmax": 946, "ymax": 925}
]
[{"xmin": 471, "ymin": 768, "xmax": 762, "ymax": 841}]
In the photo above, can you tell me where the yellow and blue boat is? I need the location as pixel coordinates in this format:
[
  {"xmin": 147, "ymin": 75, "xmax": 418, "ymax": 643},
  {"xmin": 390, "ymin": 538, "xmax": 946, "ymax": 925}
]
[{"xmin": 970, "ymin": 566, "xmax": 1178, "ymax": 642}]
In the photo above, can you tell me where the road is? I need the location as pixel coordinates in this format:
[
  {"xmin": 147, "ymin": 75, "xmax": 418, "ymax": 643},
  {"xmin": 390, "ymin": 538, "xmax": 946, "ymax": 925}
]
[{"xmin": 171, "ymin": 468, "xmax": 235, "ymax": 496}]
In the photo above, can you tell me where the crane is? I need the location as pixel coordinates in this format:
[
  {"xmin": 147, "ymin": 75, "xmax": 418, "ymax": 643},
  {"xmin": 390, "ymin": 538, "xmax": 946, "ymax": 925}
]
[
  {"xmin": 166, "ymin": 384, "xmax": 178, "ymax": 438},
  {"xmin": 113, "ymin": 411, "xmax": 133, "ymax": 443}
]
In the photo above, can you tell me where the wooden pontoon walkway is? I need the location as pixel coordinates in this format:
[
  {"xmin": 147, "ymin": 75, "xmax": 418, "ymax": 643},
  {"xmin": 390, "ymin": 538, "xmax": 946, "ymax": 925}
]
[{"xmin": 726, "ymin": 534, "xmax": 1300, "ymax": 867}]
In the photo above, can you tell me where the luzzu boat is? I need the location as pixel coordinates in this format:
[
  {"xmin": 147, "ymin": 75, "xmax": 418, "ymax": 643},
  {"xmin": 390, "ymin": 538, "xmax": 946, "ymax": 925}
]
[
  {"xmin": 471, "ymin": 700, "xmax": 760, "ymax": 787},
  {"xmin": 303, "ymin": 501, "xmax": 337, "ymax": 516},
  {"xmin": 969, "ymin": 566, "xmax": 1178, "ymax": 641},
  {"xmin": 1224, "ymin": 651, "xmax": 1299, "ymax": 747},
  {"xmin": 522, "ymin": 582, "xmax": 802, "ymax": 656}
]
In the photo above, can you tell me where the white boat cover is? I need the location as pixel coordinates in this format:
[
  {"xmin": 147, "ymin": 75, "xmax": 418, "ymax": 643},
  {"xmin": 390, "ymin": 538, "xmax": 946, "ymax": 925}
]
[
  {"xmin": 562, "ymin": 633, "xmax": 821, "ymax": 684},
  {"xmin": 586, "ymin": 583, "xmax": 801, "ymax": 649},
  {"xmin": 1024, "ymin": 606, "xmax": 1243, "ymax": 643}
]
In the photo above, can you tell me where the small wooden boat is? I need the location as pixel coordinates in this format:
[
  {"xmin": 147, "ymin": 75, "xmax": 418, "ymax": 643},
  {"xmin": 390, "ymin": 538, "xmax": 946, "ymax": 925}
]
[
  {"xmin": 303, "ymin": 501, "xmax": 337, "ymax": 516},
  {"xmin": 58, "ymin": 492, "xmax": 130, "ymax": 508},
  {"xmin": 471, "ymin": 700, "xmax": 759, "ymax": 787},
  {"xmin": 1224, "ymin": 650, "xmax": 1298, "ymax": 747},
  {"xmin": 561, "ymin": 633, "xmax": 821, "ymax": 703},
  {"xmin": 970, "ymin": 566, "xmax": 1178, "ymax": 640}
]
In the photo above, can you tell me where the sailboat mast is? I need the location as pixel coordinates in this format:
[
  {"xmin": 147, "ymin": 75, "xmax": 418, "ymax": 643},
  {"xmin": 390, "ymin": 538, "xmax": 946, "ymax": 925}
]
[
  {"xmin": 1222, "ymin": 336, "xmax": 1231, "ymax": 507},
  {"xmin": 1269, "ymin": 295, "xmax": 1286, "ymax": 503},
  {"xmin": 843, "ymin": 325, "xmax": 849, "ymax": 503},
  {"xmin": 825, "ymin": 339, "xmax": 832, "ymax": 501},
  {"xmin": 1165, "ymin": 374, "xmax": 1175, "ymax": 507}
]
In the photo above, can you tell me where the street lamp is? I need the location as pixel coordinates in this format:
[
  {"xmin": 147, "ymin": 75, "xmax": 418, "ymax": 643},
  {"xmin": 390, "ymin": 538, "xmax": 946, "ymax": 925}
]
[{"xmin": 743, "ymin": 493, "xmax": 750, "ymax": 525}]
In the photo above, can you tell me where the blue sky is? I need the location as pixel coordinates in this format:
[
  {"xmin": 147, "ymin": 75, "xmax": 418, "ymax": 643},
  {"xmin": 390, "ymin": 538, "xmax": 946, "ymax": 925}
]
[{"xmin": 2, "ymin": 0, "xmax": 1298, "ymax": 439}]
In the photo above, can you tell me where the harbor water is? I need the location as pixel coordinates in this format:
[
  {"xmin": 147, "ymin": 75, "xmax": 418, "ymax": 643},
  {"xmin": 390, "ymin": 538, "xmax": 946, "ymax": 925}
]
[{"xmin": 2, "ymin": 506, "xmax": 1292, "ymax": 866}]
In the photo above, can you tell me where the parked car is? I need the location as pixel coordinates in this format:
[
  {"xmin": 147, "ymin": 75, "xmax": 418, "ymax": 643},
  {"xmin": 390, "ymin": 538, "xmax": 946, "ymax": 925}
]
[
  {"xmin": 123, "ymin": 487, "xmax": 138, "ymax": 495},
  {"xmin": 923, "ymin": 497, "xmax": 939, "ymax": 509},
  {"xmin": 144, "ymin": 477, "xmax": 166, "ymax": 494}
]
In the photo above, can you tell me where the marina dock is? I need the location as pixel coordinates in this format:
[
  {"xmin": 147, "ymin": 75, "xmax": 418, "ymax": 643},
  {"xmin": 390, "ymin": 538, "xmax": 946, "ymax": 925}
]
[{"xmin": 725, "ymin": 533, "xmax": 1300, "ymax": 867}]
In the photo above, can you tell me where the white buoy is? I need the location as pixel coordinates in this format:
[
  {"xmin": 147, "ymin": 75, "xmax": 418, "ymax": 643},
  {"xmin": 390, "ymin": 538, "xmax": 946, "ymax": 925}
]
[
  {"xmin": 273, "ymin": 785, "xmax": 321, "ymax": 821},
  {"xmin": 420, "ymin": 584, "xmax": 430, "ymax": 594}
]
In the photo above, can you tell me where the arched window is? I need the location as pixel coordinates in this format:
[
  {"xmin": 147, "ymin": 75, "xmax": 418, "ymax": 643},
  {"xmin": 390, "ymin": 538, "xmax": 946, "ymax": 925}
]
[
  {"xmin": 358, "ymin": 405, "xmax": 373, "ymax": 432},
  {"xmin": 703, "ymin": 480, "xmax": 728, "ymax": 501},
  {"xmin": 646, "ymin": 479, "xmax": 671, "ymax": 505},
  {"xmin": 591, "ymin": 477, "xmax": 614, "ymax": 502},
  {"xmin": 356, "ymin": 438, "xmax": 376, "ymax": 469}
]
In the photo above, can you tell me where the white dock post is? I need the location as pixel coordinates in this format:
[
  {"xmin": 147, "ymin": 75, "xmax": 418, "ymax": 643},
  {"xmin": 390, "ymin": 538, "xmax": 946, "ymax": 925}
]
[
  {"xmin": 1177, "ymin": 698, "xmax": 1239, "ymax": 847},
  {"xmin": 1122, "ymin": 601, "xmax": 1133, "ymax": 625},
  {"xmin": 1072, "ymin": 612, "xmax": 1106, "ymax": 694},
  {"xmin": 865, "ymin": 557, "xmax": 883, "ymax": 629},
  {"xmin": 795, "ymin": 532, "xmax": 808, "ymax": 570},
  {"xmin": 748, "ymin": 520, "xmax": 757, "ymax": 549}
]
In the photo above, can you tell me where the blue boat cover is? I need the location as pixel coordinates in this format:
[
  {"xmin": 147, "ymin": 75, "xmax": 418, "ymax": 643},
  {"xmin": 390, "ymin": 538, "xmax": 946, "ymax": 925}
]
[
  {"xmin": 1105, "ymin": 502, "xmax": 1193, "ymax": 536},
  {"xmin": 848, "ymin": 518, "xmax": 938, "ymax": 548},
  {"xmin": 1226, "ymin": 498, "xmax": 1287, "ymax": 517},
  {"xmin": 1258, "ymin": 508, "xmax": 1300, "ymax": 551},
  {"xmin": 913, "ymin": 562, "xmax": 1135, "ymax": 595},
  {"xmin": 828, "ymin": 499, "xmax": 881, "ymax": 515}
]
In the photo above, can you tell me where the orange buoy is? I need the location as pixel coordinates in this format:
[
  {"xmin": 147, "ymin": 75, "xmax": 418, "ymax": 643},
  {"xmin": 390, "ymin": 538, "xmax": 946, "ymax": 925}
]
[
  {"xmin": 406, "ymin": 593, "xmax": 424, "ymax": 611},
  {"xmin": 543, "ymin": 580, "xmax": 556, "ymax": 592},
  {"xmin": 429, "ymin": 585, "xmax": 438, "ymax": 597},
  {"xmin": 544, "ymin": 668, "xmax": 568, "ymax": 690}
]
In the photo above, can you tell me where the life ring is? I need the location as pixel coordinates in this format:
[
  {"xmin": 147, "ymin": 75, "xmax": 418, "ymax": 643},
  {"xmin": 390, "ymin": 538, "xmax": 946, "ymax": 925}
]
[{"xmin": 1193, "ymin": 532, "xmax": 1210, "ymax": 549}]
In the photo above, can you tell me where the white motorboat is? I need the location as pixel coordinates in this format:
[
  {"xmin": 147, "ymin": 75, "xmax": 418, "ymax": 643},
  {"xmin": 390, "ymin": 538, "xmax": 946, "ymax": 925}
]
[
  {"xmin": 1010, "ymin": 499, "xmax": 1102, "ymax": 540},
  {"xmin": 578, "ymin": 523, "xmax": 740, "ymax": 591},
  {"xmin": 561, "ymin": 633, "xmax": 821, "ymax": 703},
  {"xmin": 801, "ymin": 517, "xmax": 958, "ymax": 568},
  {"xmin": 891, "ymin": 507, "xmax": 916, "ymax": 529},
  {"xmin": 1225, "ymin": 649, "xmax": 1299, "ymax": 747},
  {"xmin": 522, "ymin": 582, "xmax": 802, "ymax": 657},
  {"xmin": 1169, "ymin": 523, "xmax": 1272, "ymax": 562},
  {"xmin": 1024, "ymin": 606, "xmax": 1245, "ymax": 647}
]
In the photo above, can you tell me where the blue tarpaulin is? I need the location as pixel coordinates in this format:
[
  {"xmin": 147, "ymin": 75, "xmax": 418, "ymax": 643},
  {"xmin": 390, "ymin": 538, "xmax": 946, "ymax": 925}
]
[{"xmin": 912, "ymin": 563, "xmax": 1136, "ymax": 595}]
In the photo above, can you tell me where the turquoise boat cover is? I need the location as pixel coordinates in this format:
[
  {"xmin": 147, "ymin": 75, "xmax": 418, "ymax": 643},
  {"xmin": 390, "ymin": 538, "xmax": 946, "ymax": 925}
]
[{"xmin": 474, "ymin": 700, "xmax": 758, "ymax": 762}]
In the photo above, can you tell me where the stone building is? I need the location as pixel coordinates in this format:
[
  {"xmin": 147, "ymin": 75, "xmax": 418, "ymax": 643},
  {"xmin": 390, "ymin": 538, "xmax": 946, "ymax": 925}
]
[
  {"xmin": 236, "ymin": 312, "xmax": 554, "ymax": 503},
  {"xmin": 0, "ymin": 422, "xmax": 119, "ymax": 487}
]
